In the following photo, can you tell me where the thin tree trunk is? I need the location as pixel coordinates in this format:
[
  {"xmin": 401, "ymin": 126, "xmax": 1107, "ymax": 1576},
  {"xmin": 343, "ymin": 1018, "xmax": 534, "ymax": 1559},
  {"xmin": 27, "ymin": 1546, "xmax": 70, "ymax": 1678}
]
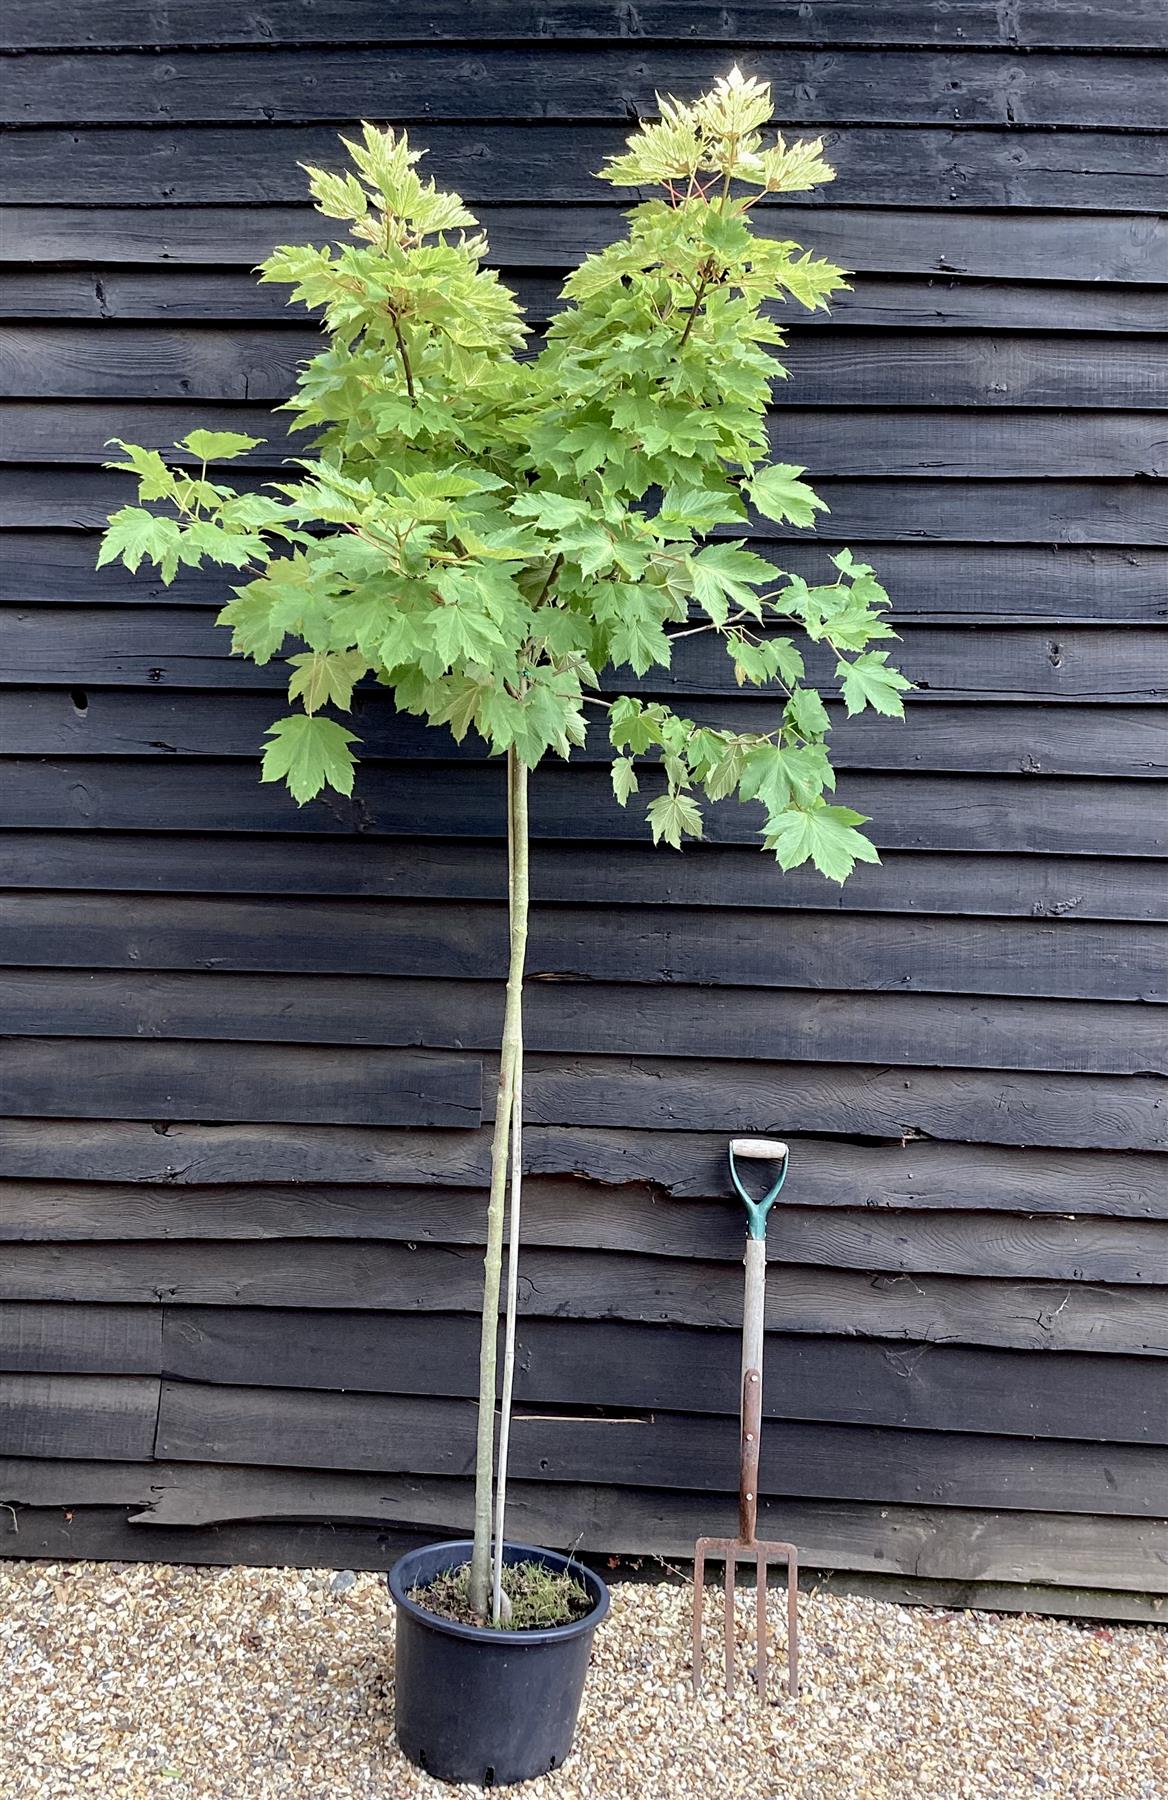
[
  {"xmin": 491, "ymin": 787, "xmax": 525, "ymax": 1620},
  {"xmin": 468, "ymin": 749, "xmax": 529, "ymax": 1618}
]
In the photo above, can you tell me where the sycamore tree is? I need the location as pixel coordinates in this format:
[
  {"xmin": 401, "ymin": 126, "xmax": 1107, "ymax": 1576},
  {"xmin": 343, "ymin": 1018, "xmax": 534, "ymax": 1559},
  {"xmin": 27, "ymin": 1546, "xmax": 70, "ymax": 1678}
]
[{"xmin": 98, "ymin": 69, "xmax": 909, "ymax": 1623}]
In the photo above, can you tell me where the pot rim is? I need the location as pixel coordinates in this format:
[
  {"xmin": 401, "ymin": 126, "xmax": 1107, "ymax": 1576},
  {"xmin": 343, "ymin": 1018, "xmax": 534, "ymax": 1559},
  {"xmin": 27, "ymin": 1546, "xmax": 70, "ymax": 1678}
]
[{"xmin": 387, "ymin": 1538, "xmax": 610, "ymax": 1646}]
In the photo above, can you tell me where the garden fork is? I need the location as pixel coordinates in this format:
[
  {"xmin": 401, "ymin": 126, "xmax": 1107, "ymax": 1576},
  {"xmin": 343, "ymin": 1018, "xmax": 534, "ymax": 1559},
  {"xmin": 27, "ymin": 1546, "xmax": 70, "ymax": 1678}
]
[{"xmin": 692, "ymin": 1138, "xmax": 799, "ymax": 1701}]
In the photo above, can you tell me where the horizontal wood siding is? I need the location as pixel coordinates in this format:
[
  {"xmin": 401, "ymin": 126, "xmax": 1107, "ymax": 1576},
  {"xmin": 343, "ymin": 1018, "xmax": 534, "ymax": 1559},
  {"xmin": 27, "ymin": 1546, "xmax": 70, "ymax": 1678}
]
[{"xmin": 1, "ymin": 1, "xmax": 1165, "ymax": 1612}]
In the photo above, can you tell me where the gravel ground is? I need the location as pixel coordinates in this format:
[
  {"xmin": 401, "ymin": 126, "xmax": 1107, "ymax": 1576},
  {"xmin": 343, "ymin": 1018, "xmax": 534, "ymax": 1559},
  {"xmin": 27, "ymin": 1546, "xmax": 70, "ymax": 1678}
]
[{"xmin": 0, "ymin": 1559, "xmax": 1163, "ymax": 1800}]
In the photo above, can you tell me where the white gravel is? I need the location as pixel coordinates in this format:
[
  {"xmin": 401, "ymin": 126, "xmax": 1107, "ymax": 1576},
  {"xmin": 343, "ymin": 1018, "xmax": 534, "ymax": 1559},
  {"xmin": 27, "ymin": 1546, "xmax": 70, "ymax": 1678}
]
[{"xmin": 0, "ymin": 1559, "xmax": 1163, "ymax": 1799}]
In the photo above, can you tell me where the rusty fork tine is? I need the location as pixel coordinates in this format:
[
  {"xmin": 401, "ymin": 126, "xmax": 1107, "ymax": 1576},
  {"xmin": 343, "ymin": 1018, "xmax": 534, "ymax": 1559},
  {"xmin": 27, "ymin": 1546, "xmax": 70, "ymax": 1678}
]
[
  {"xmin": 756, "ymin": 1547, "xmax": 768, "ymax": 1701},
  {"xmin": 691, "ymin": 1542, "xmax": 706, "ymax": 1694},
  {"xmin": 723, "ymin": 1553, "xmax": 736, "ymax": 1694},
  {"xmin": 786, "ymin": 1547, "xmax": 799, "ymax": 1698}
]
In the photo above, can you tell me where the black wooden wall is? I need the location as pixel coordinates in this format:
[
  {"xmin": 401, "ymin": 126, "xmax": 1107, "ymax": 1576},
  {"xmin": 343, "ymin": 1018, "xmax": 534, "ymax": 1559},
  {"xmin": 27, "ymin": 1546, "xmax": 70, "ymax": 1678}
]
[{"xmin": 1, "ymin": 3, "xmax": 1166, "ymax": 1617}]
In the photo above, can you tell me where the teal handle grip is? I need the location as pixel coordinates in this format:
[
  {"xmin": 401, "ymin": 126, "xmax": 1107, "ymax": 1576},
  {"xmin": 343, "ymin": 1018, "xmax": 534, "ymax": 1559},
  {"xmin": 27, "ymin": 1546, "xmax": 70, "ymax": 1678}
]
[{"xmin": 728, "ymin": 1138, "xmax": 790, "ymax": 1240}]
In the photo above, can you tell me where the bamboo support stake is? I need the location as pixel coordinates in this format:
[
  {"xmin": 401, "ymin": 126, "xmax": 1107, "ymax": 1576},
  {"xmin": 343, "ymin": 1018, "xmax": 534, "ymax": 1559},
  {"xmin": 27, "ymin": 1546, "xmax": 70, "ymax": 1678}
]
[
  {"xmin": 491, "ymin": 751, "xmax": 528, "ymax": 1625},
  {"xmin": 469, "ymin": 749, "xmax": 529, "ymax": 1619}
]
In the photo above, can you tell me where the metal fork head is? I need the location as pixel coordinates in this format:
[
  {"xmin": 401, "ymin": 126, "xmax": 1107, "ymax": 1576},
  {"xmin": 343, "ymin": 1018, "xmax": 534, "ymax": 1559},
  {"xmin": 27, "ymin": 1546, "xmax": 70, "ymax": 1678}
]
[{"xmin": 692, "ymin": 1536, "xmax": 799, "ymax": 1701}]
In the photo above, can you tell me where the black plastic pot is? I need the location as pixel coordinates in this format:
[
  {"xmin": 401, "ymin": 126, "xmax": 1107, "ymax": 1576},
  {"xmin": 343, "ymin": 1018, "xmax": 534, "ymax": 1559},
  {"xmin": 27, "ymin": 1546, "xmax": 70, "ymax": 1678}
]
[{"xmin": 387, "ymin": 1538, "xmax": 610, "ymax": 1787}]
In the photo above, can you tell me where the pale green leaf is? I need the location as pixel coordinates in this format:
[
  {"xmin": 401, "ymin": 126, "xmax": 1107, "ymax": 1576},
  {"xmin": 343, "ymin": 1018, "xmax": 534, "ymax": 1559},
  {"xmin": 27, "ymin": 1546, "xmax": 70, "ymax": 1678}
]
[
  {"xmin": 611, "ymin": 756, "xmax": 639, "ymax": 807},
  {"xmin": 179, "ymin": 429, "xmax": 264, "ymax": 463},
  {"xmin": 646, "ymin": 790, "xmax": 703, "ymax": 850},
  {"xmin": 838, "ymin": 652, "xmax": 912, "ymax": 718},
  {"xmin": 260, "ymin": 714, "xmax": 360, "ymax": 804},
  {"xmin": 764, "ymin": 804, "xmax": 881, "ymax": 883},
  {"xmin": 747, "ymin": 463, "xmax": 828, "ymax": 530}
]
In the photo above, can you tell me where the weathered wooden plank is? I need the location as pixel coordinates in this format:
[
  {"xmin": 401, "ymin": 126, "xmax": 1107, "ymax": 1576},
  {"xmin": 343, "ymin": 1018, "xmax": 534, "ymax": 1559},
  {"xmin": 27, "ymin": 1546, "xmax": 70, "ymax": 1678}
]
[
  {"xmin": 6, "ymin": 48, "xmax": 1166, "ymax": 130},
  {"xmin": 0, "ymin": 1038, "xmax": 480, "ymax": 1127},
  {"xmin": 1, "ymin": 833, "xmax": 1162, "ymax": 925},
  {"xmin": 6, "ymin": 2, "xmax": 1163, "ymax": 53},
  {"xmin": 7, "ymin": 269, "xmax": 1166, "ymax": 336},
  {"xmin": 152, "ymin": 1379, "xmax": 1168, "ymax": 1517},
  {"xmin": 7, "ymin": 1174, "xmax": 1161, "ymax": 1281},
  {"xmin": 0, "ymin": 1491, "xmax": 1160, "ymax": 1602},
  {"xmin": 101, "ymin": 1121, "xmax": 1168, "ymax": 1219},
  {"xmin": 513, "ymin": 1058, "xmax": 1168, "ymax": 1160},
  {"xmin": 7, "ymin": 608, "xmax": 1164, "ymax": 703},
  {"xmin": 0, "ymin": 1372, "xmax": 159, "ymax": 1461},
  {"xmin": 11, "ymin": 687, "xmax": 1165, "ymax": 780},
  {"xmin": 124, "ymin": 1471, "xmax": 1168, "ymax": 1593},
  {"xmin": 5, "ymin": 324, "xmax": 1166, "ymax": 409},
  {"xmin": 2, "ymin": 890, "xmax": 1161, "ymax": 1002},
  {"xmin": 0, "ymin": 1301, "xmax": 162, "ymax": 1375},
  {"xmin": 12, "ymin": 399, "xmax": 1168, "ymax": 479},
  {"xmin": 164, "ymin": 1311, "xmax": 1168, "ymax": 1445},
  {"xmin": 3, "ymin": 206, "xmax": 1162, "ymax": 285},
  {"xmin": 3, "ymin": 976, "xmax": 1162, "ymax": 1082},
  {"xmin": 7, "ymin": 123, "xmax": 1167, "ymax": 213},
  {"xmin": 0, "ymin": 1447, "xmax": 1159, "ymax": 1620},
  {"xmin": 8, "ymin": 614, "xmax": 1166, "ymax": 726},
  {"xmin": 8, "ymin": 531, "xmax": 1164, "ymax": 623},
  {"xmin": 0, "ymin": 1039, "xmax": 1158, "ymax": 1157},
  {"xmin": 4, "ymin": 759, "xmax": 1163, "ymax": 862},
  {"xmin": 0, "ymin": 1238, "xmax": 1163, "ymax": 1355}
]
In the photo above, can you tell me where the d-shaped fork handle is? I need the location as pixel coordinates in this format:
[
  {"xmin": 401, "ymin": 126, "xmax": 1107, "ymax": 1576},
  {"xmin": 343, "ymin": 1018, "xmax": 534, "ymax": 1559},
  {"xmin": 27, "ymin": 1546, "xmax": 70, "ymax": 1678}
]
[{"xmin": 728, "ymin": 1138, "xmax": 790, "ymax": 1241}]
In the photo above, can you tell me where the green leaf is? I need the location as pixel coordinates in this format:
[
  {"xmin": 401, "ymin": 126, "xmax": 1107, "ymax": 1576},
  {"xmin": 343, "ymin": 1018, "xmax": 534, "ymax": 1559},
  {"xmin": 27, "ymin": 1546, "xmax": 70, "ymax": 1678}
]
[
  {"xmin": 216, "ymin": 581, "xmax": 287, "ymax": 663},
  {"xmin": 646, "ymin": 790, "xmax": 703, "ymax": 850},
  {"xmin": 838, "ymin": 651, "xmax": 912, "ymax": 718},
  {"xmin": 764, "ymin": 804, "xmax": 881, "ymax": 883},
  {"xmin": 609, "ymin": 608, "xmax": 671, "ymax": 677},
  {"xmin": 509, "ymin": 491, "xmax": 591, "ymax": 533},
  {"xmin": 689, "ymin": 542, "xmax": 776, "ymax": 623},
  {"xmin": 785, "ymin": 685, "xmax": 831, "ymax": 740},
  {"xmin": 104, "ymin": 440, "xmax": 178, "ymax": 502},
  {"xmin": 611, "ymin": 756, "xmax": 639, "ymax": 807},
  {"xmin": 96, "ymin": 506, "xmax": 178, "ymax": 575},
  {"xmin": 609, "ymin": 696, "xmax": 666, "ymax": 756},
  {"xmin": 260, "ymin": 714, "xmax": 360, "ymax": 804},
  {"xmin": 287, "ymin": 649, "xmax": 368, "ymax": 714},
  {"xmin": 178, "ymin": 429, "xmax": 264, "ymax": 463},
  {"xmin": 747, "ymin": 463, "xmax": 829, "ymax": 530}
]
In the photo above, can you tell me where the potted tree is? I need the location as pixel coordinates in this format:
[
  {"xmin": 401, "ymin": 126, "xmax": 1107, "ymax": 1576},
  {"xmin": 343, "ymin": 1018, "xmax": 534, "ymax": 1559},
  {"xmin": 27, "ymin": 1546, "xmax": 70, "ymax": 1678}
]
[{"xmin": 98, "ymin": 68, "xmax": 908, "ymax": 1786}]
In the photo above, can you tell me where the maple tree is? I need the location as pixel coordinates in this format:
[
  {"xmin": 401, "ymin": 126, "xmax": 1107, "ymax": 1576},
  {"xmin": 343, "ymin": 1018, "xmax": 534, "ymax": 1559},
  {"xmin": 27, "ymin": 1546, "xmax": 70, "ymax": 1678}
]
[{"xmin": 99, "ymin": 68, "xmax": 909, "ymax": 1622}]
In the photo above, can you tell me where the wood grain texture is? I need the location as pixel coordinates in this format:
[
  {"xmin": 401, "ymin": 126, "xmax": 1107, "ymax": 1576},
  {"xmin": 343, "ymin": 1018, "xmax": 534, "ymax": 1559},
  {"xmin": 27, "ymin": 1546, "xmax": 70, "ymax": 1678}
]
[
  {"xmin": 162, "ymin": 1311, "xmax": 1168, "ymax": 1445},
  {"xmin": 2, "ymin": 890, "xmax": 1162, "ymax": 1001},
  {"xmin": 0, "ymin": 1372, "xmax": 159, "ymax": 1461},
  {"xmin": 0, "ymin": 1121, "xmax": 1160, "ymax": 1218},
  {"xmin": 0, "ymin": 1491, "xmax": 1162, "ymax": 1607},
  {"xmin": 0, "ymin": 1301, "xmax": 162, "ymax": 1376},
  {"xmin": 9, "ymin": 688, "xmax": 1166, "ymax": 779},
  {"xmin": 4, "ymin": 206, "xmax": 1164, "ymax": 284},
  {"xmin": 5, "ymin": 1174, "xmax": 1163, "ymax": 1279},
  {"xmin": 0, "ymin": 1037, "xmax": 481, "ymax": 1127},
  {"xmin": 7, "ymin": 124, "xmax": 1168, "ymax": 213},
  {"xmin": 151, "ymin": 1378, "xmax": 1168, "ymax": 1516},
  {"xmin": 7, "ymin": 3, "xmax": 1165, "ymax": 53},
  {"xmin": 3, "ymin": 759, "xmax": 1163, "ymax": 863},
  {"xmin": 0, "ymin": 1238, "xmax": 1164, "ymax": 1356},
  {"xmin": 6, "ymin": 47, "xmax": 1167, "ymax": 130},
  {"xmin": 1, "ymin": 834, "xmax": 1162, "ymax": 924},
  {"xmin": 0, "ymin": 1050, "xmax": 1159, "ymax": 1153},
  {"xmin": 7, "ymin": 610, "xmax": 1165, "ymax": 702}
]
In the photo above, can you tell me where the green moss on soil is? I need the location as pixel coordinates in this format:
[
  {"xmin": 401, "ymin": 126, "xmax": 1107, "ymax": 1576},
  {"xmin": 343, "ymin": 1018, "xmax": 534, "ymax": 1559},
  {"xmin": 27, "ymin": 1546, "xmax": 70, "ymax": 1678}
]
[{"xmin": 409, "ymin": 1560, "xmax": 592, "ymax": 1631}]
